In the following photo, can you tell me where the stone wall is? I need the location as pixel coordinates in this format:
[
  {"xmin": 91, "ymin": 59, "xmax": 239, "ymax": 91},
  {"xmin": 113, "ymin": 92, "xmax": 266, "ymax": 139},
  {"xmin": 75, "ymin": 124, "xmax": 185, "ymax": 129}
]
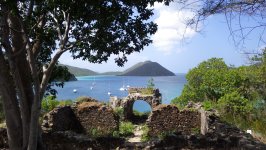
[
  {"xmin": 42, "ymin": 99, "xmax": 119, "ymax": 137},
  {"xmin": 74, "ymin": 101, "xmax": 118, "ymax": 136},
  {"xmin": 42, "ymin": 106, "xmax": 83, "ymax": 133},
  {"xmin": 147, "ymin": 104, "xmax": 201, "ymax": 136}
]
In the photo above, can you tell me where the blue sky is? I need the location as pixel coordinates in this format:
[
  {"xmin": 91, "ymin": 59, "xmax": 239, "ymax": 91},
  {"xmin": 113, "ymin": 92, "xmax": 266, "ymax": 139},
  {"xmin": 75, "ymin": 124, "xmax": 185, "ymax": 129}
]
[{"xmin": 59, "ymin": 2, "xmax": 264, "ymax": 73}]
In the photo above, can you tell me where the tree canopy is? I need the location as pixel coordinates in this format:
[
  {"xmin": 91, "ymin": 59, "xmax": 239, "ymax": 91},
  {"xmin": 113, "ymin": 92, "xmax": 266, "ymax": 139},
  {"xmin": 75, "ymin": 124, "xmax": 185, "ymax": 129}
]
[
  {"xmin": 0, "ymin": 0, "xmax": 171, "ymax": 149},
  {"xmin": 172, "ymin": 49, "xmax": 266, "ymax": 137}
]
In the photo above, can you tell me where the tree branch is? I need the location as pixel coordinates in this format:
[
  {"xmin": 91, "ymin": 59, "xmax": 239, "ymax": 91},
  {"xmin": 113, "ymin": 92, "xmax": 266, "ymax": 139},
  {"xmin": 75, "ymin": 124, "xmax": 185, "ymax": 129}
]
[
  {"xmin": 62, "ymin": 11, "xmax": 70, "ymax": 46},
  {"xmin": 39, "ymin": 49, "xmax": 66, "ymax": 98},
  {"xmin": 50, "ymin": 12, "xmax": 62, "ymax": 40}
]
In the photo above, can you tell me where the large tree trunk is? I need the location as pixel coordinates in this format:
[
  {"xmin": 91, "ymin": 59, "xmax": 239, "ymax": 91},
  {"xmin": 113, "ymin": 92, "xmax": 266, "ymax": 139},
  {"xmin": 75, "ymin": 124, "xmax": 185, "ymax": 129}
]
[
  {"xmin": 0, "ymin": 50, "xmax": 23, "ymax": 150},
  {"xmin": 1, "ymin": 2, "xmax": 68, "ymax": 149},
  {"xmin": 8, "ymin": 10, "xmax": 35, "ymax": 150}
]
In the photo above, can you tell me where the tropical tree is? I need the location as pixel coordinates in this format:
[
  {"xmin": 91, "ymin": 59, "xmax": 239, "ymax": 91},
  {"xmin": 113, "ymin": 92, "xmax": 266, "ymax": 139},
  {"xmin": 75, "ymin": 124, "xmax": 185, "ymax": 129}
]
[
  {"xmin": 171, "ymin": 58, "xmax": 242, "ymax": 106},
  {"xmin": 0, "ymin": 0, "xmax": 171, "ymax": 149}
]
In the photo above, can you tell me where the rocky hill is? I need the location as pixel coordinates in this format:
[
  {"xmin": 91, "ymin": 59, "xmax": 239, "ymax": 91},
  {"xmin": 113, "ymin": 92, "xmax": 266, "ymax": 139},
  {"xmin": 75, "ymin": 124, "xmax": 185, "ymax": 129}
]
[{"xmin": 119, "ymin": 61, "xmax": 175, "ymax": 76}]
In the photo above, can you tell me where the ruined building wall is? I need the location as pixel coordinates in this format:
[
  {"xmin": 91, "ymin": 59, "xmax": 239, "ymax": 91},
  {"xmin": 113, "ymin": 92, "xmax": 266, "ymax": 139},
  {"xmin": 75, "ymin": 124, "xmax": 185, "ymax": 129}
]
[
  {"xmin": 74, "ymin": 101, "xmax": 119, "ymax": 136},
  {"xmin": 42, "ymin": 99, "xmax": 119, "ymax": 136},
  {"xmin": 147, "ymin": 104, "xmax": 201, "ymax": 136}
]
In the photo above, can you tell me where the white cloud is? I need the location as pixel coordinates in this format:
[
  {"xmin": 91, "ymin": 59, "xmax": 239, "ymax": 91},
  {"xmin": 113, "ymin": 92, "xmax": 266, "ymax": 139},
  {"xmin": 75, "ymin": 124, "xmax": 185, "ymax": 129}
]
[{"xmin": 151, "ymin": 2, "xmax": 197, "ymax": 54}]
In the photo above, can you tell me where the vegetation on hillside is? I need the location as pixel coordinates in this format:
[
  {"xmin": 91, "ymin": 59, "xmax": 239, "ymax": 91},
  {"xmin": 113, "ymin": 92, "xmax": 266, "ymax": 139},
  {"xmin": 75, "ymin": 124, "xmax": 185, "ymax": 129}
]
[
  {"xmin": 119, "ymin": 61, "xmax": 175, "ymax": 76},
  {"xmin": 172, "ymin": 49, "xmax": 266, "ymax": 137},
  {"xmin": 63, "ymin": 64, "xmax": 99, "ymax": 76}
]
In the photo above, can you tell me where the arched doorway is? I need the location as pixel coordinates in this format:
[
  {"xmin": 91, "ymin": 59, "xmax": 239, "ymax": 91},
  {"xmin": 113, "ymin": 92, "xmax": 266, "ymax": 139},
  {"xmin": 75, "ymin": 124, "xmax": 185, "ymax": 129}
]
[
  {"xmin": 123, "ymin": 97, "xmax": 155, "ymax": 124},
  {"xmin": 131, "ymin": 100, "xmax": 152, "ymax": 124},
  {"xmin": 110, "ymin": 88, "xmax": 162, "ymax": 123}
]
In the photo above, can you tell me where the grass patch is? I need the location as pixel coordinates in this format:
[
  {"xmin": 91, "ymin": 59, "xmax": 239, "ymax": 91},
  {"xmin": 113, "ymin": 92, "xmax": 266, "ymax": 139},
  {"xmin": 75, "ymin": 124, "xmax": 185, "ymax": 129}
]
[
  {"xmin": 88, "ymin": 128, "xmax": 105, "ymax": 138},
  {"xmin": 191, "ymin": 127, "xmax": 200, "ymax": 134},
  {"xmin": 41, "ymin": 95, "xmax": 60, "ymax": 113},
  {"xmin": 58, "ymin": 99, "xmax": 73, "ymax": 106},
  {"xmin": 119, "ymin": 121, "xmax": 134, "ymax": 137},
  {"xmin": 141, "ymin": 124, "xmax": 150, "ymax": 142},
  {"xmin": 114, "ymin": 107, "xmax": 124, "ymax": 120},
  {"xmin": 158, "ymin": 130, "xmax": 176, "ymax": 140}
]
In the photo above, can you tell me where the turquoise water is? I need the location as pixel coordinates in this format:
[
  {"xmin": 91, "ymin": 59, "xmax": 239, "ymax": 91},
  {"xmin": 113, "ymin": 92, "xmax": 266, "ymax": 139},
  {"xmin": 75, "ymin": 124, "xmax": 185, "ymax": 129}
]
[{"xmin": 54, "ymin": 74, "xmax": 186, "ymax": 112}]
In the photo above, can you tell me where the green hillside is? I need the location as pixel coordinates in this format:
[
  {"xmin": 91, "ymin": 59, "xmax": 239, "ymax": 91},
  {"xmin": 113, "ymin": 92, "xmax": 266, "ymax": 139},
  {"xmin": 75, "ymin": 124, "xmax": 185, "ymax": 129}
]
[
  {"xmin": 62, "ymin": 61, "xmax": 175, "ymax": 77},
  {"xmin": 62, "ymin": 64, "xmax": 99, "ymax": 76},
  {"xmin": 119, "ymin": 61, "xmax": 175, "ymax": 76}
]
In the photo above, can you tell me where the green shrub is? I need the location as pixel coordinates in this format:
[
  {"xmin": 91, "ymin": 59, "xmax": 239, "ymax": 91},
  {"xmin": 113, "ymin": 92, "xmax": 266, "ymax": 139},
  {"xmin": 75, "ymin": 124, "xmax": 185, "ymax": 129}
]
[
  {"xmin": 191, "ymin": 127, "xmax": 200, "ymax": 134},
  {"xmin": 89, "ymin": 128, "xmax": 103, "ymax": 138},
  {"xmin": 119, "ymin": 121, "xmax": 134, "ymax": 137},
  {"xmin": 202, "ymin": 100, "xmax": 216, "ymax": 111},
  {"xmin": 141, "ymin": 125, "xmax": 150, "ymax": 142},
  {"xmin": 217, "ymin": 91, "xmax": 252, "ymax": 116},
  {"xmin": 41, "ymin": 95, "xmax": 60, "ymax": 113},
  {"xmin": 158, "ymin": 130, "xmax": 176, "ymax": 140},
  {"xmin": 147, "ymin": 78, "xmax": 155, "ymax": 89},
  {"xmin": 58, "ymin": 99, "xmax": 73, "ymax": 106},
  {"xmin": 114, "ymin": 107, "xmax": 124, "ymax": 120},
  {"xmin": 112, "ymin": 130, "xmax": 120, "ymax": 138},
  {"xmin": 141, "ymin": 88, "xmax": 154, "ymax": 95},
  {"xmin": 252, "ymin": 120, "xmax": 266, "ymax": 136}
]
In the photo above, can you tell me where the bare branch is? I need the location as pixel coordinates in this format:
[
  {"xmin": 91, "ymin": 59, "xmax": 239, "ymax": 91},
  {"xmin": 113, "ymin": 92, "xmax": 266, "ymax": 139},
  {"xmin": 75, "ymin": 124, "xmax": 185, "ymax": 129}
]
[
  {"xmin": 50, "ymin": 12, "xmax": 62, "ymax": 40},
  {"xmin": 61, "ymin": 11, "xmax": 70, "ymax": 47}
]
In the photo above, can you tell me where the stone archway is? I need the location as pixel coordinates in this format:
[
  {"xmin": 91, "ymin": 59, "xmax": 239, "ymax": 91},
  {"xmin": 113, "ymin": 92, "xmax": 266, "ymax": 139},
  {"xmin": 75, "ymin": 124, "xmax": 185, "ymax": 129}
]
[
  {"xmin": 109, "ymin": 88, "xmax": 162, "ymax": 121},
  {"xmin": 121, "ymin": 88, "xmax": 162, "ymax": 121}
]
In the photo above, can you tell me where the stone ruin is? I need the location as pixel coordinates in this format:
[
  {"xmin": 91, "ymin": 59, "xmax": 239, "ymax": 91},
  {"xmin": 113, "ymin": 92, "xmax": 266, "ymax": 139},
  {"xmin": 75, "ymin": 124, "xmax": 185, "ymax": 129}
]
[
  {"xmin": 1, "ymin": 92, "xmax": 266, "ymax": 149},
  {"xmin": 42, "ymin": 97, "xmax": 118, "ymax": 136},
  {"xmin": 42, "ymin": 106, "xmax": 83, "ymax": 133},
  {"xmin": 147, "ymin": 104, "xmax": 201, "ymax": 136},
  {"xmin": 74, "ymin": 101, "xmax": 118, "ymax": 136},
  {"xmin": 109, "ymin": 87, "xmax": 162, "ymax": 120}
]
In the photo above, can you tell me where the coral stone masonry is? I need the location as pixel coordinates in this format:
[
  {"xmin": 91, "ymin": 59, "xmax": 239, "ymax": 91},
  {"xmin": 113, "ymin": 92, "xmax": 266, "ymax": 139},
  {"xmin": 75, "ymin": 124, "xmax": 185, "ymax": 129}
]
[
  {"xmin": 147, "ymin": 104, "xmax": 201, "ymax": 136},
  {"xmin": 74, "ymin": 101, "xmax": 119, "ymax": 136},
  {"xmin": 109, "ymin": 87, "xmax": 162, "ymax": 120}
]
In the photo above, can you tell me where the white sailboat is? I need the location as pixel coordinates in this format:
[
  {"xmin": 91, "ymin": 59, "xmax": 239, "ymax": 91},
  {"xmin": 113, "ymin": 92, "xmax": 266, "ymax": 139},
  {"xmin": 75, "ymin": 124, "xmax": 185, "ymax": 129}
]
[
  {"xmin": 73, "ymin": 89, "xmax": 77, "ymax": 93},
  {"xmin": 107, "ymin": 82, "xmax": 112, "ymax": 96},
  {"xmin": 119, "ymin": 86, "xmax": 126, "ymax": 91},
  {"xmin": 119, "ymin": 78, "xmax": 129, "ymax": 91}
]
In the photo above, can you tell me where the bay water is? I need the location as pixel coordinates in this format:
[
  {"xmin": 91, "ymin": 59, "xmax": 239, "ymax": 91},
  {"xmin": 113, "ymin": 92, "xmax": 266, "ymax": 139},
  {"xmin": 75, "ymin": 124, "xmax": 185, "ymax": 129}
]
[{"xmin": 54, "ymin": 74, "xmax": 187, "ymax": 112}]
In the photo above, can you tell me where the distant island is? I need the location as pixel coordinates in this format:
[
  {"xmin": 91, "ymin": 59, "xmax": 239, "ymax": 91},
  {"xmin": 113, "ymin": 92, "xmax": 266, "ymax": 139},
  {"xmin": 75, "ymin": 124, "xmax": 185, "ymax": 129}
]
[
  {"xmin": 62, "ymin": 64, "xmax": 122, "ymax": 76},
  {"xmin": 119, "ymin": 61, "xmax": 175, "ymax": 76},
  {"xmin": 63, "ymin": 60, "xmax": 175, "ymax": 77}
]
